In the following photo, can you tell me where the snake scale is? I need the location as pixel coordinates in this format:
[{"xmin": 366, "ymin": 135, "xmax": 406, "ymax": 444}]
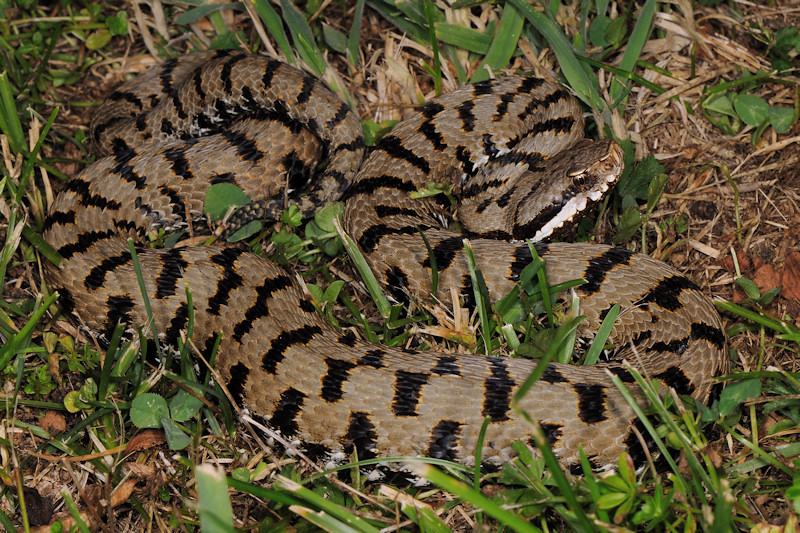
[{"xmin": 44, "ymin": 50, "xmax": 728, "ymax": 469}]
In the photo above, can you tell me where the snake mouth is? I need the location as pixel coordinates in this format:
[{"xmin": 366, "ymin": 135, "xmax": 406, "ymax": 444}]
[{"xmin": 515, "ymin": 140, "xmax": 624, "ymax": 242}]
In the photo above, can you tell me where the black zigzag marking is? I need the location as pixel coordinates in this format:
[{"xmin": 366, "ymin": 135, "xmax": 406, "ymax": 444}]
[
  {"xmin": 154, "ymin": 248, "xmax": 188, "ymax": 299},
  {"xmin": 573, "ymin": 383, "xmax": 608, "ymax": 424},
  {"xmin": 270, "ymin": 387, "xmax": 307, "ymax": 437},
  {"xmin": 231, "ymin": 274, "xmax": 292, "ymax": 343},
  {"xmin": 427, "ymin": 419, "xmax": 462, "ymax": 460},
  {"xmin": 482, "ymin": 357, "xmax": 515, "ymax": 422},
  {"xmin": 260, "ymin": 325, "xmax": 323, "ymax": 374},
  {"xmin": 582, "ymin": 248, "xmax": 635, "ymax": 295},
  {"xmin": 344, "ymin": 411, "xmax": 378, "ymax": 459},
  {"xmin": 320, "ymin": 358, "xmax": 356, "ymax": 403},
  {"xmin": 392, "ymin": 371, "xmax": 430, "ymax": 416}
]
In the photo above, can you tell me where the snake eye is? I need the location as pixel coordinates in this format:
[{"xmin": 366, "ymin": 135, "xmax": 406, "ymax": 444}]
[{"xmin": 574, "ymin": 175, "xmax": 586, "ymax": 186}]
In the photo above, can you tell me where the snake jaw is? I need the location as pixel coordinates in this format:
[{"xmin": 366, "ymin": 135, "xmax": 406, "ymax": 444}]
[{"xmin": 513, "ymin": 139, "xmax": 624, "ymax": 242}]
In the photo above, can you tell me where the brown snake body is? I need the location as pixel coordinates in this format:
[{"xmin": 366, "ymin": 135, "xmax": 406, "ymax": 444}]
[{"xmin": 44, "ymin": 50, "xmax": 728, "ymax": 469}]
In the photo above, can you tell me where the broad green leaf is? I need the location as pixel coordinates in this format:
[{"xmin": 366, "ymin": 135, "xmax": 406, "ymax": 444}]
[
  {"xmin": 588, "ymin": 16, "xmax": 611, "ymax": 47},
  {"xmin": 64, "ymin": 390, "xmax": 90, "ymax": 413},
  {"xmin": 195, "ymin": 464, "xmax": 234, "ymax": 533},
  {"xmin": 322, "ymin": 280, "xmax": 345, "ymax": 303},
  {"xmin": 613, "ymin": 204, "xmax": 643, "ymax": 243},
  {"xmin": 735, "ymin": 277, "xmax": 762, "ymax": 300},
  {"xmin": 204, "ymin": 183, "xmax": 251, "ymax": 221},
  {"xmin": 228, "ymin": 220, "xmax": 262, "ymax": 242},
  {"xmin": 86, "ymin": 29, "xmax": 111, "ymax": 50},
  {"xmin": 769, "ymin": 105, "xmax": 795, "ymax": 134},
  {"xmin": 597, "ymin": 491, "xmax": 629, "ymax": 509},
  {"xmin": 130, "ymin": 393, "xmax": 169, "ymax": 428},
  {"xmin": 162, "ymin": 417, "xmax": 192, "ymax": 450},
  {"xmin": 647, "ymin": 173, "xmax": 669, "ymax": 214},
  {"xmin": 306, "ymin": 283, "xmax": 324, "ymax": 303},
  {"xmin": 604, "ymin": 16, "xmax": 627, "ymax": 49},
  {"xmin": 704, "ymin": 93, "xmax": 737, "ymax": 119},
  {"xmin": 361, "ymin": 119, "xmax": 397, "ymax": 146},
  {"xmin": 106, "ymin": 11, "xmax": 129, "ymax": 35},
  {"xmin": 617, "ymin": 154, "xmax": 664, "ymax": 200},
  {"xmin": 718, "ymin": 378, "xmax": 761, "ymax": 416},
  {"xmin": 231, "ymin": 467, "xmax": 250, "ymax": 482},
  {"xmin": 169, "ymin": 388, "xmax": 204, "ymax": 422},
  {"xmin": 314, "ymin": 202, "xmax": 344, "ymax": 232},
  {"xmin": 734, "ymin": 93, "xmax": 769, "ymax": 127},
  {"xmin": 322, "ymin": 25, "xmax": 348, "ymax": 54}
]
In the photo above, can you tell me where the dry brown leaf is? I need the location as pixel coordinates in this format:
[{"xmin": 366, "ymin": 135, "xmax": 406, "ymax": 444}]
[
  {"xmin": 780, "ymin": 252, "xmax": 800, "ymax": 301},
  {"xmin": 39, "ymin": 411, "xmax": 66, "ymax": 435},
  {"xmin": 110, "ymin": 479, "xmax": 139, "ymax": 508},
  {"xmin": 753, "ymin": 264, "xmax": 782, "ymax": 296},
  {"xmin": 126, "ymin": 429, "xmax": 166, "ymax": 453}
]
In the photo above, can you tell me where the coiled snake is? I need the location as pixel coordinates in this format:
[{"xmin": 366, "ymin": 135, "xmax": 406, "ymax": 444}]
[{"xmin": 44, "ymin": 50, "xmax": 728, "ymax": 469}]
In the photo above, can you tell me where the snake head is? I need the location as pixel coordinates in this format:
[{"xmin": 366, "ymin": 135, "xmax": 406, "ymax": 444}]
[{"xmin": 511, "ymin": 139, "xmax": 625, "ymax": 241}]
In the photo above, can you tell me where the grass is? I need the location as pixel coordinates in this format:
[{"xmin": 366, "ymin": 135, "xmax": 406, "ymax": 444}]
[{"xmin": 1, "ymin": 0, "xmax": 800, "ymax": 531}]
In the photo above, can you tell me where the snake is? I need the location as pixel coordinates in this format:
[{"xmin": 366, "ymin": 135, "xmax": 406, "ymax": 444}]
[{"xmin": 43, "ymin": 50, "xmax": 728, "ymax": 470}]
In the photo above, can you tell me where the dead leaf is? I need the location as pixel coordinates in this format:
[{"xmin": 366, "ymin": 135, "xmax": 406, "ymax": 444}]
[
  {"xmin": 39, "ymin": 411, "xmax": 66, "ymax": 435},
  {"xmin": 753, "ymin": 264, "xmax": 781, "ymax": 295},
  {"xmin": 110, "ymin": 479, "xmax": 138, "ymax": 508},
  {"xmin": 781, "ymin": 252, "xmax": 800, "ymax": 301},
  {"xmin": 125, "ymin": 429, "xmax": 166, "ymax": 453}
]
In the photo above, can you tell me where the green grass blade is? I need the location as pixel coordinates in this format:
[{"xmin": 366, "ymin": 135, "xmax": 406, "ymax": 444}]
[
  {"xmin": 471, "ymin": 1, "xmax": 524, "ymax": 82},
  {"xmin": 16, "ymin": 106, "xmax": 59, "ymax": 203},
  {"xmin": 463, "ymin": 238, "xmax": 493, "ymax": 355},
  {"xmin": 289, "ymin": 507, "xmax": 361, "ymax": 533},
  {"xmin": 0, "ymin": 71, "xmax": 26, "ymax": 154},
  {"xmin": 276, "ymin": 476, "xmax": 382, "ymax": 532},
  {"xmin": 176, "ymin": 3, "xmax": 243, "ymax": 25},
  {"xmin": 582, "ymin": 302, "xmax": 618, "ymax": 365},
  {"xmin": 22, "ymin": 224, "xmax": 61, "ymax": 265},
  {"xmin": 473, "ymin": 416, "xmax": 490, "ymax": 489},
  {"xmin": 335, "ymin": 217, "xmax": 391, "ymax": 317},
  {"xmin": 608, "ymin": 367, "xmax": 720, "ymax": 493},
  {"xmin": 513, "ymin": 315, "xmax": 583, "ymax": 403},
  {"xmin": 252, "ymin": 0, "xmax": 296, "ymax": 63},
  {"xmin": 422, "ymin": 0, "xmax": 442, "ymax": 95},
  {"xmin": 347, "ymin": 0, "xmax": 366, "ymax": 68},
  {"xmin": 0, "ymin": 292, "xmax": 58, "ymax": 369},
  {"xmin": 406, "ymin": 462, "xmax": 542, "ymax": 533},
  {"xmin": 435, "ymin": 24, "xmax": 492, "ymax": 54},
  {"xmin": 366, "ymin": 1, "xmax": 429, "ymax": 43},
  {"xmin": 127, "ymin": 239, "xmax": 161, "ymax": 355},
  {"xmin": 0, "ymin": 215, "xmax": 23, "ymax": 301},
  {"xmin": 196, "ymin": 464, "xmax": 235, "ymax": 533},
  {"xmin": 62, "ymin": 490, "xmax": 92, "ymax": 533},
  {"xmin": 226, "ymin": 478, "xmax": 302, "ymax": 507},
  {"xmin": 509, "ymin": 0, "xmax": 605, "ymax": 110},
  {"xmin": 610, "ymin": 0, "xmax": 657, "ymax": 107},
  {"xmin": 97, "ymin": 323, "xmax": 125, "ymax": 400},
  {"xmin": 279, "ymin": 0, "xmax": 326, "ymax": 75},
  {"xmin": 416, "ymin": 226, "xmax": 438, "ymax": 296},
  {"xmin": 0, "ymin": 508, "xmax": 14, "ymax": 532},
  {"xmin": 381, "ymin": 485, "xmax": 451, "ymax": 531},
  {"xmin": 529, "ymin": 242, "xmax": 554, "ymax": 326}
]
